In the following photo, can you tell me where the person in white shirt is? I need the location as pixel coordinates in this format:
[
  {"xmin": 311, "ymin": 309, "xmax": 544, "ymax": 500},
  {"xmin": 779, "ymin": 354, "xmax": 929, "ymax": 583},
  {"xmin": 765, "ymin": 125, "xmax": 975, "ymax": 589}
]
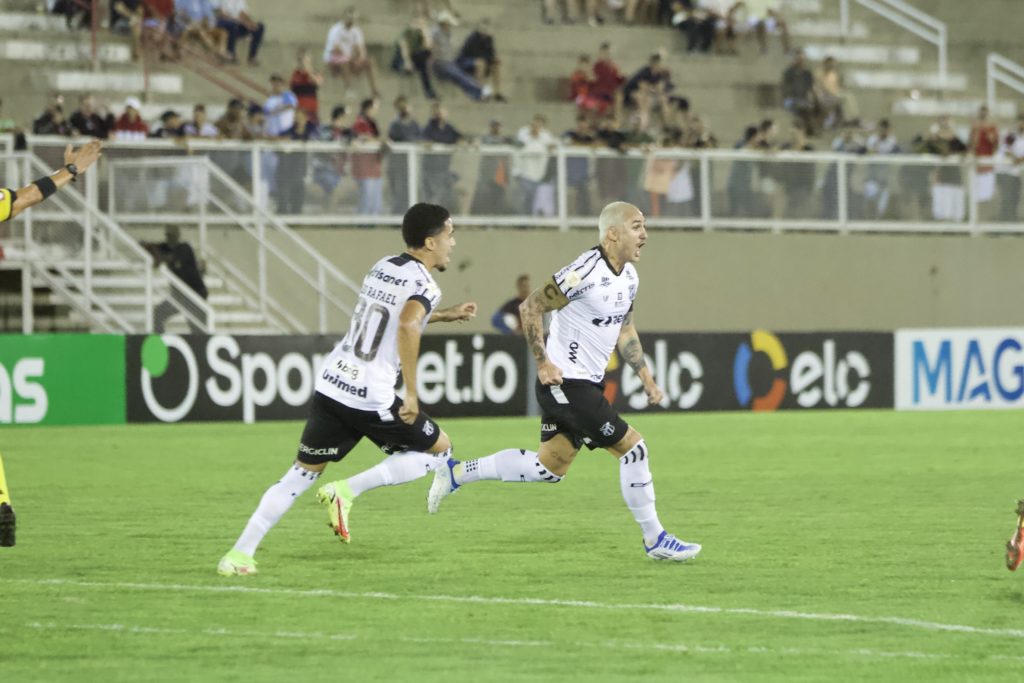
[
  {"xmin": 427, "ymin": 201, "xmax": 702, "ymax": 562},
  {"xmin": 997, "ymin": 114, "xmax": 1024, "ymax": 222},
  {"xmin": 263, "ymin": 75, "xmax": 297, "ymax": 137},
  {"xmin": 183, "ymin": 103, "xmax": 219, "ymax": 137},
  {"xmin": 217, "ymin": 203, "xmax": 478, "ymax": 576},
  {"xmin": 512, "ymin": 114, "xmax": 558, "ymax": 215},
  {"xmin": 741, "ymin": 0, "xmax": 789, "ymax": 54},
  {"xmin": 212, "ymin": 0, "xmax": 263, "ymax": 65},
  {"xmin": 323, "ymin": 6, "xmax": 380, "ymax": 97}
]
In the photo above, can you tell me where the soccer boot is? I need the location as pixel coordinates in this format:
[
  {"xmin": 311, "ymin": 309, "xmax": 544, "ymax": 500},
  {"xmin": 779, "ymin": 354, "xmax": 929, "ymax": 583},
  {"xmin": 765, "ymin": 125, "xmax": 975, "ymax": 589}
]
[
  {"xmin": 217, "ymin": 549, "xmax": 257, "ymax": 576},
  {"xmin": 0, "ymin": 502, "xmax": 15, "ymax": 547},
  {"xmin": 427, "ymin": 458, "xmax": 460, "ymax": 514},
  {"xmin": 317, "ymin": 481, "xmax": 353, "ymax": 543},
  {"xmin": 1007, "ymin": 499, "xmax": 1024, "ymax": 571},
  {"xmin": 644, "ymin": 531, "xmax": 701, "ymax": 562}
]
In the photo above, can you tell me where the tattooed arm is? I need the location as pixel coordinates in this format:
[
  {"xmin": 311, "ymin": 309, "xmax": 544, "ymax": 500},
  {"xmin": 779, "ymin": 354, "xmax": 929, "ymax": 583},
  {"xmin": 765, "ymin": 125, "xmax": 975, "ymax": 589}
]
[
  {"xmin": 617, "ymin": 309, "xmax": 665, "ymax": 406},
  {"xmin": 519, "ymin": 278, "xmax": 570, "ymax": 385}
]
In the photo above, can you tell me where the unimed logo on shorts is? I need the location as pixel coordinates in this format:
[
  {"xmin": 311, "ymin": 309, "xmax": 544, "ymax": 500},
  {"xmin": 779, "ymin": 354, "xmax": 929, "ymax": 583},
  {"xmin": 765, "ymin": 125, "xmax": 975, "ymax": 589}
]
[{"xmin": 131, "ymin": 335, "xmax": 327, "ymax": 423}]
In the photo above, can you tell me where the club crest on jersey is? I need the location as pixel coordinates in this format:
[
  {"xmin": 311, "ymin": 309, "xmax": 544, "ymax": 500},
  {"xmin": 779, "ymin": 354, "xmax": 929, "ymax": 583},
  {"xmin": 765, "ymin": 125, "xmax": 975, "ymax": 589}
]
[
  {"xmin": 599, "ymin": 422, "xmax": 615, "ymax": 437},
  {"xmin": 565, "ymin": 271, "xmax": 582, "ymax": 287}
]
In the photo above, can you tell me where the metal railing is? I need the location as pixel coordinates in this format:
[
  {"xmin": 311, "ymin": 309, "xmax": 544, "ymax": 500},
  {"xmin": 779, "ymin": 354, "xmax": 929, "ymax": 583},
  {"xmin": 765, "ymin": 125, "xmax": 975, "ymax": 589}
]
[
  {"xmin": 106, "ymin": 155, "xmax": 361, "ymax": 333},
  {"xmin": 1, "ymin": 151, "xmax": 213, "ymax": 334},
  {"xmin": 987, "ymin": 53, "xmax": 1024, "ymax": 116},
  {"xmin": 840, "ymin": 0, "xmax": 947, "ymax": 91}
]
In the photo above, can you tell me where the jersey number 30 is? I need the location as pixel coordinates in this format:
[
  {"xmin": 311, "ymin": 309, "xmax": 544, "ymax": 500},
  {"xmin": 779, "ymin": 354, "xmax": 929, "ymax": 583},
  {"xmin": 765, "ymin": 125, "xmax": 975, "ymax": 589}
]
[{"xmin": 341, "ymin": 301, "xmax": 389, "ymax": 361}]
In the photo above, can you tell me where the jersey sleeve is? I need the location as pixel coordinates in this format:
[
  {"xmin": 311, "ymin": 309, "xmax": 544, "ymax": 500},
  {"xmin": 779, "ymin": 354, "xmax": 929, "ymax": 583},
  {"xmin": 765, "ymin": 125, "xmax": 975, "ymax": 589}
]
[
  {"xmin": 0, "ymin": 188, "xmax": 14, "ymax": 223},
  {"xmin": 407, "ymin": 276, "xmax": 441, "ymax": 314},
  {"xmin": 552, "ymin": 249, "xmax": 600, "ymax": 301}
]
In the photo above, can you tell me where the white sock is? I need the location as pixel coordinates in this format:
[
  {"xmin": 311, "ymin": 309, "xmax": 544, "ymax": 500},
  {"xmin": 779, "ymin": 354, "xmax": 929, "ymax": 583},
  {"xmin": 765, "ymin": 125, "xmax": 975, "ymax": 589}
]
[
  {"xmin": 453, "ymin": 449, "xmax": 561, "ymax": 485},
  {"xmin": 345, "ymin": 450, "xmax": 442, "ymax": 497},
  {"xmin": 619, "ymin": 440, "xmax": 665, "ymax": 545},
  {"xmin": 233, "ymin": 464, "xmax": 321, "ymax": 557}
]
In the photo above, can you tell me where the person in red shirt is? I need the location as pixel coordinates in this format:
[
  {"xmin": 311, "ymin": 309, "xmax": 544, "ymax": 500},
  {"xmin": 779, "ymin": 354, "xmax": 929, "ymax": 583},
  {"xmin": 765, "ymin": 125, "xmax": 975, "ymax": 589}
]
[
  {"xmin": 591, "ymin": 42, "xmax": 625, "ymax": 119},
  {"xmin": 143, "ymin": 0, "xmax": 179, "ymax": 60},
  {"xmin": 290, "ymin": 48, "xmax": 324, "ymax": 122},
  {"xmin": 114, "ymin": 96, "xmax": 150, "ymax": 140},
  {"xmin": 351, "ymin": 97, "xmax": 383, "ymax": 216},
  {"xmin": 970, "ymin": 105, "xmax": 999, "ymax": 203},
  {"xmin": 569, "ymin": 54, "xmax": 605, "ymax": 114}
]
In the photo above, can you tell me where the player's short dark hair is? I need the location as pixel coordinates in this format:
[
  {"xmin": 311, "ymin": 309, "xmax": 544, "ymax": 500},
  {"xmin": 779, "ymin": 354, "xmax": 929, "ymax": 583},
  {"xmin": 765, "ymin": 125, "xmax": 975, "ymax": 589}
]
[{"xmin": 402, "ymin": 203, "xmax": 450, "ymax": 248}]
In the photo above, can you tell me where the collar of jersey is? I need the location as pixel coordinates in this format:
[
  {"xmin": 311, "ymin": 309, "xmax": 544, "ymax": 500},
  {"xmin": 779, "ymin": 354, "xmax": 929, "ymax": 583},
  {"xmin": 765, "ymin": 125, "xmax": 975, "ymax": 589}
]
[{"xmin": 596, "ymin": 245, "xmax": 623, "ymax": 276}]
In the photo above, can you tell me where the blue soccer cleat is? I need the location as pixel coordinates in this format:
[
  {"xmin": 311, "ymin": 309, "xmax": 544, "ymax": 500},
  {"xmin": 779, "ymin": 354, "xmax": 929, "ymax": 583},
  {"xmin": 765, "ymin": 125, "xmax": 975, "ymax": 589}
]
[
  {"xmin": 426, "ymin": 457, "xmax": 460, "ymax": 514},
  {"xmin": 644, "ymin": 531, "xmax": 701, "ymax": 562}
]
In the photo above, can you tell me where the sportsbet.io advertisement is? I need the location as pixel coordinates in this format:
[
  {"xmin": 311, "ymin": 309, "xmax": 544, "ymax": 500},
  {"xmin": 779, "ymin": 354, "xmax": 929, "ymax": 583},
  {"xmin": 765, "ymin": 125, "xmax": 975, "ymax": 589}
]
[{"xmin": 3, "ymin": 327, "xmax": 1019, "ymax": 427}]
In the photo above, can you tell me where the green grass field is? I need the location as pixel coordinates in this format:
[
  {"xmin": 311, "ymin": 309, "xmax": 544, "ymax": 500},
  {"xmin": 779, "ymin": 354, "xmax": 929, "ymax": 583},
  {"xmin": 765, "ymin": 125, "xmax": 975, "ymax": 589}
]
[{"xmin": 2, "ymin": 410, "xmax": 1024, "ymax": 682}]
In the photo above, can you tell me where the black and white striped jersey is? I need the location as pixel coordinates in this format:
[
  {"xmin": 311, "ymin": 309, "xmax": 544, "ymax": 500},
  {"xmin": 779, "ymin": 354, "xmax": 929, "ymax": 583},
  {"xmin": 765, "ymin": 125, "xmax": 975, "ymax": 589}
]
[
  {"xmin": 547, "ymin": 246, "xmax": 638, "ymax": 383},
  {"xmin": 316, "ymin": 253, "xmax": 441, "ymax": 411}
]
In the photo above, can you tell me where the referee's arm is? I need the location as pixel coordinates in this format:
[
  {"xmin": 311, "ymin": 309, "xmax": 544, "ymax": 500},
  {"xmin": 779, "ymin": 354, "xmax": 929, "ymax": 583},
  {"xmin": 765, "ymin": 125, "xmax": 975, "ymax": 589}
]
[{"xmin": 1, "ymin": 140, "xmax": 103, "ymax": 222}]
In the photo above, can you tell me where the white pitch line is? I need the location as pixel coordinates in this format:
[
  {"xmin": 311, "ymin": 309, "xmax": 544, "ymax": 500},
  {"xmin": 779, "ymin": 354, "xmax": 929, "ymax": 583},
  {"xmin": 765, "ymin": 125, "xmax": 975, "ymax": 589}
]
[
  {"xmin": 5, "ymin": 577, "xmax": 1024, "ymax": 641},
  {"xmin": 8, "ymin": 621, "xmax": 1024, "ymax": 663}
]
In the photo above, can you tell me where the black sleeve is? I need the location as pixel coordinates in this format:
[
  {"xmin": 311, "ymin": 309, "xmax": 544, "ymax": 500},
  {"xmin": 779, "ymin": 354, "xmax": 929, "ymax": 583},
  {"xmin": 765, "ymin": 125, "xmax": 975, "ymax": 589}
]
[{"xmin": 408, "ymin": 294, "xmax": 433, "ymax": 314}]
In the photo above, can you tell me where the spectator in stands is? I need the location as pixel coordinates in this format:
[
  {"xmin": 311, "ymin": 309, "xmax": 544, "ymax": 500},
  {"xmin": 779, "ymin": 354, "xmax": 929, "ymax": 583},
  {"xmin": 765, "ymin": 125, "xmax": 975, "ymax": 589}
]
[
  {"xmin": 215, "ymin": 97, "xmax": 249, "ymax": 139},
  {"xmin": 324, "ymin": 7, "xmax": 380, "ymax": 98},
  {"xmin": 777, "ymin": 121, "xmax": 814, "ymax": 218},
  {"xmin": 263, "ymin": 75, "xmax": 297, "ymax": 137},
  {"xmin": 623, "ymin": 53, "xmax": 673, "ymax": 130},
  {"xmin": 111, "ymin": 0, "xmax": 145, "ymax": 61},
  {"xmin": 543, "ymin": 0, "xmax": 578, "ymax": 24},
  {"xmin": 176, "ymin": 0, "xmax": 230, "ymax": 60},
  {"xmin": 970, "ymin": 105, "xmax": 999, "ymax": 204},
  {"xmin": 184, "ymin": 104, "xmax": 218, "ymax": 137},
  {"xmin": 569, "ymin": 54, "xmax": 605, "ymax": 114},
  {"xmin": 864, "ymin": 118, "xmax": 899, "ymax": 219},
  {"xmin": 149, "ymin": 225, "xmax": 208, "ymax": 333},
  {"xmin": 394, "ymin": 14, "xmax": 436, "ymax": 99},
  {"xmin": 821, "ymin": 121, "xmax": 866, "ymax": 219},
  {"xmin": 142, "ymin": 0, "xmax": 180, "ymax": 62},
  {"xmin": 997, "ymin": 114, "xmax": 1024, "ymax": 222},
  {"xmin": 457, "ymin": 18, "xmax": 507, "ymax": 102},
  {"xmin": 52, "ymin": 0, "xmax": 91, "ymax": 30},
  {"xmin": 700, "ymin": 0, "xmax": 741, "ymax": 54},
  {"xmin": 32, "ymin": 95, "xmax": 68, "ymax": 136},
  {"xmin": 726, "ymin": 125, "xmax": 760, "ymax": 217},
  {"xmin": 671, "ymin": 1, "xmax": 715, "ymax": 54},
  {"xmin": 290, "ymin": 48, "xmax": 324, "ymax": 122},
  {"xmin": 491, "ymin": 274, "xmax": 531, "ymax": 334},
  {"xmin": 513, "ymin": 114, "xmax": 558, "ymax": 216},
  {"xmin": 152, "ymin": 110, "xmax": 186, "ymax": 138},
  {"xmin": 213, "ymin": 0, "xmax": 264, "ymax": 66},
  {"xmin": 277, "ymin": 107, "xmax": 320, "ymax": 214},
  {"xmin": 351, "ymin": 98, "xmax": 384, "ymax": 216},
  {"xmin": 422, "ymin": 102, "xmax": 462, "ymax": 209},
  {"xmin": 387, "ymin": 96, "xmax": 422, "ymax": 214},
  {"xmin": 592, "ymin": 42, "xmax": 625, "ymax": 119},
  {"xmin": 246, "ymin": 102, "xmax": 267, "ymax": 138},
  {"xmin": 471, "ymin": 118, "xmax": 514, "ymax": 214},
  {"xmin": 595, "ymin": 115, "xmax": 628, "ymax": 200},
  {"xmin": 313, "ymin": 105, "xmax": 351, "ymax": 211},
  {"xmin": 563, "ymin": 114, "xmax": 596, "ymax": 216},
  {"xmin": 924, "ymin": 116, "xmax": 967, "ymax": 221},
  {"xmin": 114, "ymin": 96, "xmax": 150, "ymax": 140},
  {"xmin": 431, "ymin": 11, "xmax": 493, "ymax": 101},
  {"xmin": 744, "ymin": 0, "xmax": 789, "ymax": 54},
  {"xmin": 781, "ymin": 49, "xmax": 816, "ymax": 134},
  {"xmin": 815, "ymin": 56, "xmax": 857, "ymax": 130},
  {"xmin": 624, "ymin": 0, "xmax": 660, "ymax": 25},
  {"xmin": 70, "ymin": 95, "xmax": 115, "ymax": 139}
]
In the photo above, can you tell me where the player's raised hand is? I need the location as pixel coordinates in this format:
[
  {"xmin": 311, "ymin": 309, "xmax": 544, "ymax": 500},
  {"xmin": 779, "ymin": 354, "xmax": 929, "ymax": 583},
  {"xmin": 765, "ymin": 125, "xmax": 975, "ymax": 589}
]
[{"xmin": 537, "ymin": 359, "xmax": 563, "ymax": 386}]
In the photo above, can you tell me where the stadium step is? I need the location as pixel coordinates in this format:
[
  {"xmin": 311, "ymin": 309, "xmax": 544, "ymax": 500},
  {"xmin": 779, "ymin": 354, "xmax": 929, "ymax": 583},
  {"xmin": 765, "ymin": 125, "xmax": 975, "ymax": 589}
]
[
  {"xmin": 49, "ymin": 69, "xmax": 183, "ymax": 95},
  {"xmin": 848, "ymin": 70, "xmax": 969, "ymax": 91},
  {"xmin": 891, "ymin": 97, "xmax": 1017, "ymax": 119},
  {"xmin": 791, "ymin": 19, "xmax": 869, "ymax": 39},
  {"xmin": 802, "ymin": 44, "xmax": 920, "ymax": 65},
  {"xmin": 1, "ymin": 39, "xmax": 131, "ymax": 64}
]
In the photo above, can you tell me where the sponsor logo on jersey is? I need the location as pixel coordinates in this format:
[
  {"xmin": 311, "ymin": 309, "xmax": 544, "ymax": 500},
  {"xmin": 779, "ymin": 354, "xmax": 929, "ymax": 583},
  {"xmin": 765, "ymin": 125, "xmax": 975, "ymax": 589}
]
[
  {"xmin": 422, "ymin": 420, "xmax": 435, "ymax": 436},
  {"xmin": 591, "ymin": 313, "xmax": 628, "ymax": 327},
  {"xmin": 628, "ymin": 284, "xmax": 637, "ymax": 299},
  {"xmin": 600, "ymin": 276, "xmax": 612, "ymax": 287},
  {"xmin": 568, "ymin": 341, "xmax": 580, "ymax": 363},
  {"xmin": 368, "ymin": 268, "xmax": 409, "ymax": 287},
  {"xmin": 299, "ymin": 444, "xmax": 339, "ymax": 457},
  {"xmin": 541, "ymin": 422, "xmax": 558, "ymax": 432},
  {"xmin": 599, "ymin": 421, "xmax": 615, "ymax": 437},
  {"xmin": 321, "ymin": 370, "xmax": 369, "ymax": 398}
]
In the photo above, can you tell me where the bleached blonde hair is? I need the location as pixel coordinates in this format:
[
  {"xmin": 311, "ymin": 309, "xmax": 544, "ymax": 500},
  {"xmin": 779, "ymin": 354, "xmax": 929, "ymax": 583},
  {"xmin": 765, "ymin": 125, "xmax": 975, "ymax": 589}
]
[{"xmin": 598, "ymin": 201, "xmax": 637, "ymax": 241}]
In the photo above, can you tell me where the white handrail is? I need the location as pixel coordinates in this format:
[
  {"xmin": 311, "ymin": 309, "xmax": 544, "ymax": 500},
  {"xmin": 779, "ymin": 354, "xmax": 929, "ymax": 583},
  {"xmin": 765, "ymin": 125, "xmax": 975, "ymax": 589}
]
[
  {"xmin": 987, "ymin": 53, "xmax": 1024, "ymax": 115},
  {"xmin": 840, "ymin": 0, "xmax": 947, "ymax": 91}
]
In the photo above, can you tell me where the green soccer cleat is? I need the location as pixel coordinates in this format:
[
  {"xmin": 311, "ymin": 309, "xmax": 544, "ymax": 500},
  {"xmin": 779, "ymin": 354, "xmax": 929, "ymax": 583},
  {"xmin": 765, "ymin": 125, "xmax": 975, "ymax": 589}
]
[
  {"xmin": 316, "ymin": 481, "xmax": 353, "ymax": 543},
  {"xmin": 217, "ymin": 549, "xmax": 258, "ymax": 576}
]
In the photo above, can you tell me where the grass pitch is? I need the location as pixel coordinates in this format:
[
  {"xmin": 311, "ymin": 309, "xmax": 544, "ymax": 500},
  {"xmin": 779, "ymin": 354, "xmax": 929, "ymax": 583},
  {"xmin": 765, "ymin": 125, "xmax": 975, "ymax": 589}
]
[{"xmin": 2, "ymin": 410, "xmax": 1023, "ymax": 682}]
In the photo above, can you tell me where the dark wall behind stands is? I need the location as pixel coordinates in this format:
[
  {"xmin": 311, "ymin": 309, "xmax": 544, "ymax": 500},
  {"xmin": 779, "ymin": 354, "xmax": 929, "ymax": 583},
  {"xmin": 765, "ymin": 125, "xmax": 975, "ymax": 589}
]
[{"xmin": 298, "ymin": 228, "xmax": 1024, "ymax": 335}]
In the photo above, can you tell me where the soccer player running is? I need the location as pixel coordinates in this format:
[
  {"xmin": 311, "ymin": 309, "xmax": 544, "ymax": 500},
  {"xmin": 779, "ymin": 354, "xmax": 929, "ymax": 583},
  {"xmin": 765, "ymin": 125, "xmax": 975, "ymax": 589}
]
[
  {"xmin": 427, "ymin": 201, "xmax": 701, "ymax": 561},
  {"xmin": 219, "ymin": 203, "xmax": 477, "ymax": 576}
]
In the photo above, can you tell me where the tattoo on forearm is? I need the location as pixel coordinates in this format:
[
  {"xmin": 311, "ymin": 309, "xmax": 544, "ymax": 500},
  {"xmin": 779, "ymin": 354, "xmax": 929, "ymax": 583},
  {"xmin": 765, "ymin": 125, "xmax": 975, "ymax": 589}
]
[
  {"xmin": 543, "ymin": 283, "xmax": 560, "ymax": 304},
  {"xmin": 622, "ymin": 335, "xmax": 646, "ymax": 374},
  {"xmin": 522, "ymin": 297, "xmax": 547, "ymax": 362}
]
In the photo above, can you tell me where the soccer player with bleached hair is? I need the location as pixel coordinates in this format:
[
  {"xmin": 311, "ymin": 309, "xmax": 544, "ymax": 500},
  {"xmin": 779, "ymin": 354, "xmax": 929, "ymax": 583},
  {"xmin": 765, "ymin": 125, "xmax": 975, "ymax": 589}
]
[
  {"xmin": 427, "ymin": 201, "xmax": 701, "ymax": 561},
  {"xmin": 218, "ymin": 203, "xmax": 477, "ymax": 576}
]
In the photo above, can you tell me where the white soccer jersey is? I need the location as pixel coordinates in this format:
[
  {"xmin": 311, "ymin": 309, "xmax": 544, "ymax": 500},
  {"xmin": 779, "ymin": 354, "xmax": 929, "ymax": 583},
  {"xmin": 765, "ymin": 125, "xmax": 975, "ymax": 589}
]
[
  {"xmin": 547, "ymin": 246, "xmax": 638, "ymax": 383},
  {"xmin": 316, "ymin": 253, "xmax": 441, "ymax": 411}
]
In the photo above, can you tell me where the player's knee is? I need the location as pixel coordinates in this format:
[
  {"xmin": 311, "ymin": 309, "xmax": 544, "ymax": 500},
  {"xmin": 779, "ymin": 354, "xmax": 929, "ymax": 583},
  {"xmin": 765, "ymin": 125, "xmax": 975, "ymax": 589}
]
[{"xmin": 432, "ymin": 431, "xmax": 452, "ymax": 454}]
